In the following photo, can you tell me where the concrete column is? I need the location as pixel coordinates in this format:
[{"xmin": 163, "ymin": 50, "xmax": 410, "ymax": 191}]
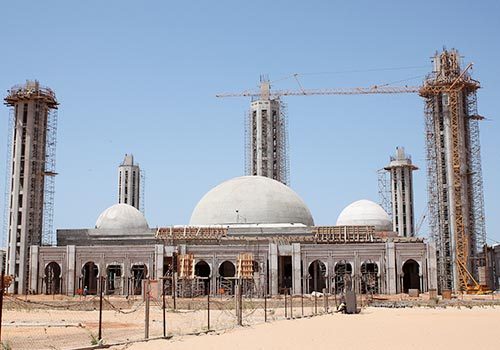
[
  {"xmin": 291, "ymin": 243, "xmax": 301, "ymax": 295},
  {"xmin": 385, "ymin": 241, "xmax": 397, "ymax": 294},
  {"xmin": 354, "ymin": 251, "xmax": 360, "ymax": 293},
  {"xmin": 427, "ymin": 242, "xmax": 438, "ymax": 292},
  {"xmin": 269, "ymin": 243, "xmax": 278, "ymax": 295},
  {"xmin": 29, "ymin": 246, "xmax": 39, "ymax": 294},
  {"xmin": 154, "ymin": 244, "xmax": 163, "ymax": 279},
  {"xmin": 66, "ymin": 245, "xmax": 76, "ymax": 295}
]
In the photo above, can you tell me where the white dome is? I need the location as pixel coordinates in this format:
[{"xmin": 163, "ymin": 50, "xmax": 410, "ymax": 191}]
[
  {"xmin": 96, "ymin": 203, "xmax": 149, "ymax": 230},
  {"xmin": 189, "ymin": 176, "xmax": 314, "ymax": 226},
  {"xmin": 336, "ymin": 199, "xmax": 392, "ymax": 231}
]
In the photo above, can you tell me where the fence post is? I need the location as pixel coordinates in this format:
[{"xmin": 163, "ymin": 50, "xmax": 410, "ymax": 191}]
[
  {"xmin": 162, "ymin": 278, "xmax": 166, "ymax": 338},
  {"xmin": 145, "ymin": 279, "xmax": 150, "ymax": 339},
  {"xmin": 172, "ymin": 273, "xmax": 177, "ymax": 310},
  {"xmin": 98, "ymin": 276, "xmax": 103, "ymax": 342},
  {"xmin": 284, "ymin": 290, "xmax": 287, "ymax": 319},
  {"xmin": 0, "ymin": 271, "xmax": 4, "ymax": 343},
  {"xmin": 323, "ymin": 288, "xmax": 327, "ymax": 313},
  {"xmin": 301, "ymin": 291, "xmax": 304, "ymax": 318},
  {"xmin": 235, "ymin": 280, "xmax": 242, "ymax": 326},
  {"xmin": 314, "ymin": 292, "xmax": 318, "ymax": 315},
  {"xmin": 289, "ymin": 288, "xmax": 293, "ymax": 319},
  {"xmin": 207, "ymin": 278, "xmax": 210, "ymax": 331},
  {"xmin": 264, "ymin": 283, "xmax": 267, "ymax": 322}
]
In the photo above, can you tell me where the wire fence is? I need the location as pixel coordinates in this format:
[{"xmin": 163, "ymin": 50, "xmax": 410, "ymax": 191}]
[{"xmin": 0, "ymin": 280, "xmax": 351, "ymax": 350}]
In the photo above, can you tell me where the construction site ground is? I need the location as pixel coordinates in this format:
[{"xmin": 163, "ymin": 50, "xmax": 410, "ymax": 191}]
[{"xmin": 1, "ymin": 293, "xmax": 499, "ymax": 350}]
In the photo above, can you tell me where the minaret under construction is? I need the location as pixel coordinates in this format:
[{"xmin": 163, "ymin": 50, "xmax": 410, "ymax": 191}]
[
  {"xmin": 118, "ymin": 154, "xmax": 141, "ymax": 210},
  {"xmin": 420, "ymin": 49, "xmax": 487, "ymax": 292},
  {"xmin": 384, "ymin": 147, "xmax": 418, "ymax": 237},
  {"xmin": 245, "ymin": 78, "xmax": 289, "ymax": 185},
  {"xmin": 4, "ymin": 81, "xmax": 58, "ymax": 294}
]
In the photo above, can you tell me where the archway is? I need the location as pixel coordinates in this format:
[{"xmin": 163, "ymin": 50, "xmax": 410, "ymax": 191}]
[
  {"xmin": 195, "ymin": 260, "xmax": 211, "ymax": 295},
  {"xmin": 131, "ymin": 264, "xmax": 148, "ymax": 295},
  {"xmin": 334, "ymin": 261, "xmax": 353, "ymax": 294},
  {"xmin": 106, "ymin": 265, "xmax": 122, "ymax": 294},
  {"xmin": 82, "ymin": 261, "xmax": 99, "ymax": 294},
  {"xmin": 45, "ymin": 262, "xmax": 61, "ymax": 295},
  {"xmin": 195, "ymin": 260, "xmax": 211, "ymax": 278},
  {"xmin": 218, "ymin": 260, "xmax": 236, "ymax": 295},
  {"xmin": 308, "ymin": 260, "xmax": 327, "ymax": 293},
  {"xmin": 402, "ymin": 259, "xmax": 420, "ymax": 293},
  {"xmin": 361, "ymin": 261, "xmax": 379, "ymax": 294}
]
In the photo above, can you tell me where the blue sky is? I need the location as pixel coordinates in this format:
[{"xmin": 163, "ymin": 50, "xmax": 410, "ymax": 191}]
[{"xmin": 1, "ymin": 1, "xmax": 499, "ymax": 244}]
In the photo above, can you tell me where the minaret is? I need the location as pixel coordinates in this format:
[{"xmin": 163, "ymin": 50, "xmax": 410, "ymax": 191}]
[
  {"xmin": 420, "ymin": 49, "xmax": 487, "ymax": 292},
  {"xmin": 4, "ymin": 81, "xmax": 58, "ymax": 294},
  {"xmin": 118, "ymin": 154, "xmax": 140, "ymax": 210},
  {"xmin": 384, "ymin": 147, "xmax": 418, "ymax": 237},
  {"xmin": 246, "ymin": 78, "xmax": 289, "ymax": 185}
]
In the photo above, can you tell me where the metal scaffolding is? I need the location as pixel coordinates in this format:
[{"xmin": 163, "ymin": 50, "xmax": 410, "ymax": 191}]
[
  {"xmin": 420, "ymin": 49, "xmax": 487, "ymax": 292},
  {"xmin": 42, "ymin": 108, "xmax": 58, "ymax": 246},
  {"xmin": 377, "ymin": 169, "xmax": 392, "ymax": 217},
  {"xmin": 2, "ymin": 109, "xmax": 15, "ymax": 248},
  {"xmin": 244, "ymin": 81, "xmax": 290, "ymax": 185}
]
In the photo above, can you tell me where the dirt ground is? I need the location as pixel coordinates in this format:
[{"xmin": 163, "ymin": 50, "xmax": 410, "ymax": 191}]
[
  {"xmin": 2, "ymin": 293, "xmax": 499, "ymax": 349},
  {"xmin": 111, "ymin": 306, "xmax": 500, "ymax": 350}
]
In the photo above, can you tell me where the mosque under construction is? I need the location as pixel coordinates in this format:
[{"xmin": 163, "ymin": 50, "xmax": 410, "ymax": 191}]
[{"xmin": 2, "ymin": 49, "xmax": 499, "ymax": 298}]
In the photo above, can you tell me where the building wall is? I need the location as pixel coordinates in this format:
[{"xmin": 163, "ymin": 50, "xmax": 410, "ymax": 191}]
[{"xmin": 32, "ymin": 239, "xmax": 432, "ymax": 296}]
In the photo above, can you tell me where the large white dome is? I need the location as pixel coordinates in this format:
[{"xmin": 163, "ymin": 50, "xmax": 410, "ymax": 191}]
[
  {"xmin": 336, "ymin": 199, "xmax": 392, "ymax": 231},
  {"xmin": 189, "ymin": 176, "xmax": 314, "ymax": 226},
  {"xmin": 96, "ymin": 203, "xmax": 149, "ymax": 230}
]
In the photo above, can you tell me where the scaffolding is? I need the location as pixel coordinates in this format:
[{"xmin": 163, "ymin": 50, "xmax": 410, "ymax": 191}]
[
  {"xmin": 244, "ymin": 79, "xmax": 290, "ymax": 185},
  {"xmin": 42, "ymin": 108, "xmax": 58, "ymax": 246},
  {"xmin": 377, "ymin": 168, "xmax": 392, "ymax": 217},
  {"xmin": 1, "ymin": 109, "xmax": 15, "ymax": 248},
  {"xmin": 140, "ymin": 170, "xmax": 146, "ymax": 214},
  {"xmin": 420, "ymin": 49, "xmax": 486, "ymax": 292}
]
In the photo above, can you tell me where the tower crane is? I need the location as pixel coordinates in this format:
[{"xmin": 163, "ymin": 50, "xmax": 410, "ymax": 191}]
[{"xmin": 216, "ymin": 79, "xmax": 420, "ymax": 99}]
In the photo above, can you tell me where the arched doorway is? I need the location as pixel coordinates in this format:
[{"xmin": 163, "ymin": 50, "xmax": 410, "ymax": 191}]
[
  {"xmin": 361, "ymin": 261, "xmax": 379, "ymax": 294},
  {"xmin": 82, "ymin": 261, "xmax": 99, "ymax": 294},
  {"xmin": 195, "ymin": 260, "xmax": 211, "ymax": 295},
  {"xmin": 402, "ymin": 259, "xmax": 420, "ymax": 293},
  {"xmin": 334, "ymin": 261, "xmax": 353, "ymax": 294},
  {"xmin": 45, "ymin": 262, "xmax": 61, "ymax": 295},
  {"xmin": 195, "ymin": 260, "xmax": 211, "ymax": 278},
  {"xmin": 131, "ymin": 264, "xmax": 148, "ymax": 295},
  {"xmin": 218, "ymin": 260, "xmax": 236, "ymax": 295},
  {"xmin": 106, "ymin": 265, "xmax": 122, "ymax": 295},
  {"xmin": 308, "ymin": 260, "xmax": 327, "ymax": 293}
]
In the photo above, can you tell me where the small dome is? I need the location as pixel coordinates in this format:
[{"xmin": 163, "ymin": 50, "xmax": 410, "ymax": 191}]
[
  {"xmin": 96, "ymin": 203, "xmax": 148, "ymax": 230},
  {"xmin": 336, "ymin": 199, "xmax": 392, "ymax": 231},
  {"xmin": 189, "ymin": 176, "xmax": 314, "ymax": 226}
]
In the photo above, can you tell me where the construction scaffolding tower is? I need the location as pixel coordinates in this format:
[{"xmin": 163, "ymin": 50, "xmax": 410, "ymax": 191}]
[
  {"xmin": 420, "ymin": 49, "xmax": 487, "ymax": 292},
  {"xmin": 244, "ymin": 77, "xmax": 290, "ymax": 185},
  {"xmin": 2, "ymin": 109, "xmax": 15, "ymax": 248},
  {"xmin": 377, "ymin": 168, "xmax": 392, "ymax": 217},
  {"xmin": 42, "ymin": 108, "xmax": 58, "ymax": 246}
]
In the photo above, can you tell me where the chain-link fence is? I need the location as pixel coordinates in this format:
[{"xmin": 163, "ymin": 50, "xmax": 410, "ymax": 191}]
[{"xmin": 0, "ymin": 281, "xmax": 349, "ymax": 349}]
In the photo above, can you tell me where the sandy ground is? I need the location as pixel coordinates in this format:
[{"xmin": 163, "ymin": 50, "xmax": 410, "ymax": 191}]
[{"xmin": 111, "ymin": 307, "xmax": 500, "ymax": 350}]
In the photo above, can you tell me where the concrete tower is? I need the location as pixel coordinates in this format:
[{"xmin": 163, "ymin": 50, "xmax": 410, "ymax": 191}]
[
  {"xmin": 245, "ymin": 79, "xmax": 289, "ymax": 185},
  {"xmin": 420, "ymin": 49, "xmax": 486, "ymax": 292},
  {"xmin": 384, "ymin": 147, "xmax": 418, "ymax": 237},
  {"xmin": 4, "ymin": 81, "xmax": 58, "ymax": 294},
  {"xmin": 118, "ymin": 154, "xmax": 140, "ymax": 210}
]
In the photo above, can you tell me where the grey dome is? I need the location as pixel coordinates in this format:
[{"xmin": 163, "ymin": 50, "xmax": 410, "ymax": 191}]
[
  {"xmin": 189, "ymin": 176, "xmax": 314, "ymax": 226},
  {"xmin": 96, "ymin": 203, "xmax": 148, "ymax": 230},
  {"xmin": 336, "ymin": 199, "xmax": 392, "ymax": 231}
]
